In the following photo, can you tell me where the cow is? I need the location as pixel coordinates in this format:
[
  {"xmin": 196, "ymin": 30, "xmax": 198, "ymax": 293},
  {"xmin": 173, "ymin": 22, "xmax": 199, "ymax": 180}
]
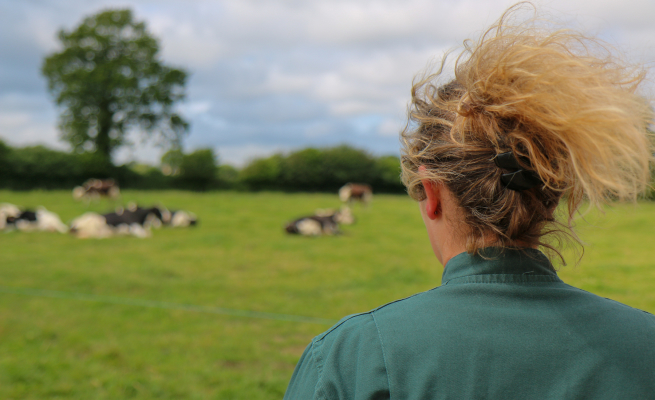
[
  {"xmin": 0, "ymin": 203, "xmax": 21, "ymax": 230},
  {"xmin": 168, "ymin": 210, "xmax": 198, "ymax": 227},
  {"xmin": 2, "ymin": 206, "xmax": 68, "ymax": 233},
  {"xmin": 104, "ymin": 205, "xmax": 164, "ymax": 230},
  {"xmin": 339, "ymin": 183, "xmax": 372, "ymax": 206},
  {"xmin": 143, "ymin": 204, "xmax": 197, "ymax": 228},
  {"xmin": 285, "ymin": 214, "xmax": 341, "ymax": 236},
  {"xmin": 68, "ymin": 212, "xmax": 115, "ymax": 239},
  {"xmin": 284, "ymin": 206, "xmax": 356, "ymax": 236},
  {"xmin": 72, "ymin": 179, "xmax": 121, "ymax": 202},
  {"xmin": 35, "ymin": 208, "xmax": 69, "ymax": 233},
  {"xmin": 69, "ymin": 205, "xmax": 164, "ymax": 239},
  {"xmin": 315, "ymin": 206, "xmax": 355, "ymax": 225}
]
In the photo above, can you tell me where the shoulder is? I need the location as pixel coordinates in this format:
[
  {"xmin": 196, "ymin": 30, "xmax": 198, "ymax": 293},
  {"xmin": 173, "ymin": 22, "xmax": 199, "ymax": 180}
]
[
  {"xmin": 316, "ymin": 289, "xmax": 440, "ymax": 344},
  {"xmin": 552, "ymin": 283, "xmax": 655, "ymax": 350},
  {"xmin": 566, "ymin": 284, "xmax": 655, "ymax": 322},
  {"xmin": 285, "ymin": 312, "xmax": 390, "ymax": 399},
  {"xmin": 311, "ymin": 312, "xmax": 383, "ymax": 370},
  {"xmin": 284, "ymin": 311, "xmax": 393, "ymax": 399}
]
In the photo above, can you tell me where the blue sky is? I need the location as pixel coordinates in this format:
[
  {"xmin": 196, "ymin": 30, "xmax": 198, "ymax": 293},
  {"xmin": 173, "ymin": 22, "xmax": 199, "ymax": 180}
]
[{"xmin": 1, "ymin": 0, "xmax": 653, "ymax": 166}]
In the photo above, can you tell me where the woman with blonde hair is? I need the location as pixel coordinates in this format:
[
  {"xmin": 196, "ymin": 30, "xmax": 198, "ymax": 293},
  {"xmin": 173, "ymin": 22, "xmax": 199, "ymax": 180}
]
[{"xmin": 284, "ymin": 4, "xmax": 655, "ymax": 399}]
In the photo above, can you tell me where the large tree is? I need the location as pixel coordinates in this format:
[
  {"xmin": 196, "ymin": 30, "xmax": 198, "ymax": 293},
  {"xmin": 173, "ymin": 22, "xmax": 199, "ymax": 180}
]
[{"xmin": 42, "ymin": 9, "xmax": 188, "ymax": 163}]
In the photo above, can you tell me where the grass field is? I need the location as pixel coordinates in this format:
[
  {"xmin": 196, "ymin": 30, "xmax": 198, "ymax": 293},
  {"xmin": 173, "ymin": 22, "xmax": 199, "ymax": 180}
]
[{"xmin": 1, "ymin": 190, "xmax": 654, "ymax": 399}]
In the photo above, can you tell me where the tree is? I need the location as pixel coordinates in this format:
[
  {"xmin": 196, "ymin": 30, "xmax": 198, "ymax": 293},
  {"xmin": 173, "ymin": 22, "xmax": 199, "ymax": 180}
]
[
  {"xmin": 178, "ymin": 149, "xmax": 218, "ymax": 191},
  {"xmin": 42, "ymin": 9, "xmax": 188, "ymax": 164},
  {"xmin": 217, "ymin": 164, "xmax": 240, "ymax": 189},
  {"xmin": 240, "ymin": 154, "xmax": 284, "ymax": 191},
  {"xmin": 161, "ymin": 148, "xmax": 184, "ymax": 176}
]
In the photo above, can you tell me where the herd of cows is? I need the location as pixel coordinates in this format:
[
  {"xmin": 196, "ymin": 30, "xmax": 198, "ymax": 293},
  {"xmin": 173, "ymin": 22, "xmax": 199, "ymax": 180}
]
[
  {"xmin": 1, "ymin": 180, "xmax": 373, "ymax": 239},
  {"xmin": 1, "ymin": 179, "xmax": 197, "ymax": 239}
]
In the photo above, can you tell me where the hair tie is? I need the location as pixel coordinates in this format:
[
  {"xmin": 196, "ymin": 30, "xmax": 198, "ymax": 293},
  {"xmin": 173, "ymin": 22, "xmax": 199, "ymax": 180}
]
[{"xmin": 493, "ymin": 152, "xmax": 543, "ymax": 191}]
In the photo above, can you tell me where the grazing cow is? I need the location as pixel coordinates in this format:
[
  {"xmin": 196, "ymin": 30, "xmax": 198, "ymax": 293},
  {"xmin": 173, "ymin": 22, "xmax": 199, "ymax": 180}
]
[
  {"xmin": 339, "ymin": 183, "xmax": 373, "ymax": 206},
  {"xmin": 72, "ymin": 179, "xmax": 121, "ymax": 202},
  {"xmin": 1, "ymin": 205, "xmax": 67, "ymax": 233}
]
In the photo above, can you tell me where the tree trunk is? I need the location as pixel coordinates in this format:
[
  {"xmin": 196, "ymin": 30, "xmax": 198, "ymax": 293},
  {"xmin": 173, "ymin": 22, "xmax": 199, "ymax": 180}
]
[{"xmin": 95, "ymin": 102, "xmax": 113, "ymax": 165}]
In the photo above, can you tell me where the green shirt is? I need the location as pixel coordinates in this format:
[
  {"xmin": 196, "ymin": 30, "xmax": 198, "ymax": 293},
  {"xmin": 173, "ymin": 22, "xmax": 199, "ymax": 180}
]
[{"xmin": 284, "ymin": 248, "xmax": 655, "ymax": 399}]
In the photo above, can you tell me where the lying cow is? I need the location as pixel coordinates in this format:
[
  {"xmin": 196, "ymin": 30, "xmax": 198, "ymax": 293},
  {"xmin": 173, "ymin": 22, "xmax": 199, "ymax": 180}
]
[
  {"xmin": 69, "ymin": 205, "xmax": 164, "ymax": 239},
  {"xmin": 285, "ymin": 214, "xmax": 341, "ymax": 236},
  {"xmin": 127, "ymin": 204, "xmax": 198, "ymax": 228},
  {"xmin": 285, "ymin": 206, "xmax": 356, "ymax": 236},
  {"xmin": 0, "ymin": 203, "xmax": 21, "ymax": 230},
  {"xmin": 315, "ymin": 206, "xmax": 355, "ymax": 225},
  {"xmin": 72, "ymin": 179, "xmax": 121, "ymax": 202},
  {"xmin": 1, "ymin": 204, "xmax": 67, "ymax": 233},
  {"xmin": 168, "ymin": 210, "xmax": 198, "ymax": 227},
  {"xmin": 105, "ymin": 205, "xmax": 165, "ymax": 230},
  {"xmin": 339, "ymin": 183, "xmax": 372, "ymax": 206},
  {"xmin": 68, "ymin": 213, "xmax": 118, "ymax": 239}
]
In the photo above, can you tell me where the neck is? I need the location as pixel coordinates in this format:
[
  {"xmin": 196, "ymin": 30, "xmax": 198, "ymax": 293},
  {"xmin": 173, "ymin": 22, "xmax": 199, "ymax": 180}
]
[{"xmin": 435, "ymin": 238, "xmax": 468, "ymax": 267}]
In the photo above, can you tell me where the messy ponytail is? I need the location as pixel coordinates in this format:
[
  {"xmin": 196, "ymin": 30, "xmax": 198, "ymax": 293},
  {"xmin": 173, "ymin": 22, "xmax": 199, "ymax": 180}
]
[{"xmin": 401, "ymin": 3, "xmax": 654, "ymax": 261}]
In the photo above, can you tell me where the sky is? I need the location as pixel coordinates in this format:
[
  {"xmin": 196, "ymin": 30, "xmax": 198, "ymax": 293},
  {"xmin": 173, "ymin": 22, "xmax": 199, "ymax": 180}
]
[{"xmin": 1, "ymin": 0, "xmax": 654, "ymax": 167}]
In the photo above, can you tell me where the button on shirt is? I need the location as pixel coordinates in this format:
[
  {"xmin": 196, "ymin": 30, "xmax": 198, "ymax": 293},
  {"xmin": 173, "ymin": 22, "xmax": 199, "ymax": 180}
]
[{"xmin": 284, "ymin": 248, "xmax": 655, "ymax": 400}]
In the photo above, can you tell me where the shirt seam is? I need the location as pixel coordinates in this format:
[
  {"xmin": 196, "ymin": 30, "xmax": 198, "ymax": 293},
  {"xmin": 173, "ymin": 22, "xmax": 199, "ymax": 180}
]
[
  {"xmin": 311, "ymin": 339, "xmax": 327, "ymax": 399},
  {"xmin": 566, "ymin": 286, "xmax": 655, "ymax": 318},
  {"xmin": 371, "ymin": 312, "xmax": 392, "ymax": 399},
  {"xmin": 314, "ymin": 289, "xmax": 442, "ymax": 341},
  {"xmin": 441, "ymin": 280, "xmax": 564, "ymax": 287},
  {"xmin": 315, "ymin": 312, "xmax": 371, "ymax": 342},
  {"xmin": 443, "ymin": 275, "xmax": 562, "ymax": 286}
]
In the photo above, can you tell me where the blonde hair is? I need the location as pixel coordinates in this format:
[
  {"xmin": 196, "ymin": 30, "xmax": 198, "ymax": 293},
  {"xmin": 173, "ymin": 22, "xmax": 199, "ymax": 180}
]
[{"xmin": 401, "ymin": 3, "xmax": 654, "ymax": 261}]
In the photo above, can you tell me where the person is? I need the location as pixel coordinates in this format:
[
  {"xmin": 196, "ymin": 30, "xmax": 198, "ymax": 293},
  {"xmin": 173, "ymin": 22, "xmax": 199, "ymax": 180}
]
[{"xmin": 284, "ymin": 4, "xmax": 655, "ymax": 399}]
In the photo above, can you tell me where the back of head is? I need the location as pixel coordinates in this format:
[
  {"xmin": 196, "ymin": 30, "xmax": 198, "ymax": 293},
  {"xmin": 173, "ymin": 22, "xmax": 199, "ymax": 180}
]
[{"xmin": 401, "ymin": 3, "xmax": 654, "ymax": 261}]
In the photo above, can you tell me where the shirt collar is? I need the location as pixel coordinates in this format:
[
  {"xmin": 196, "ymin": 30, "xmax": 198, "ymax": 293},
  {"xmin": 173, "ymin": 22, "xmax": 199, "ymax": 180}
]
[{"xmin": 442, "ymin": 247, "xmax": 557, "ymax": 283}]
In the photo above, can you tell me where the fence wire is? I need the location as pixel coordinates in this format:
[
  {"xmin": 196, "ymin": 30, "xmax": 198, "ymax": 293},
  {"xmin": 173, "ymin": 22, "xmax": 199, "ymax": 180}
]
[{"xmin": 0, "ymin": 285, "xmax": 337, "ymax": 325}]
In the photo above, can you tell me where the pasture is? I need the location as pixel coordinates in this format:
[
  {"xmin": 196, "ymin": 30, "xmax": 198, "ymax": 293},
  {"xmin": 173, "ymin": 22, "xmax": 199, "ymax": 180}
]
[{"xmin": 1, "ymin": 190, "xmax": 654, "ymax": 399}]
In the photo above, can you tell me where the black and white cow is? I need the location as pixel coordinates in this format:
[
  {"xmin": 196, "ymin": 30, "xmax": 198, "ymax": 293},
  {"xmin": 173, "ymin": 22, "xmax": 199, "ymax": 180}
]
[
  {"xmin": 285, "ymin": 206, "xmax": 356, "ymax": 236},
  {"xmin": 143, "ymin": 205, "xmax": 198, "ymax": 228},
  {"xmin": 69, "ymin": 205, "xmax": 165, "ymax": 239},
  {"xmin": 1, "ymin": 204, "xmax": 67, "ymax": 233},
  {"xmin": 166, "ymin": 209, "xmax": 198, "ymax": 227},
  {"xmin": 314, "ymin": 206, "xmax": 355, "ymax": 225},
  {"xmin": 105, "ymin": 205, "xmax": 165, "ymax": 228},
  {"xmin": 285, "ymin": 214, "xmax": 341, "ymax": 236},
  {"xmin": 0, "ymin": 203, "xmax": 21, "ymax": 230},
  {"xmin": 69, "ymin": 203, "xmax": 198, "ymax": 238}
]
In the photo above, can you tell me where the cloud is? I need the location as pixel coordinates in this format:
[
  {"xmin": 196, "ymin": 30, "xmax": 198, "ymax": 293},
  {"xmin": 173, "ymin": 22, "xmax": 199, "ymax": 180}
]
[
  {"xmin": 0, "ymin": 93, "xmax": 62, "ymax": 148},
  {"xmin": 377, "ymin": 117, "xmax": 404, "ymax": 138},
  {"xmin": 3, "ymin": 0, "xmax": 655, "ymax": 167}
]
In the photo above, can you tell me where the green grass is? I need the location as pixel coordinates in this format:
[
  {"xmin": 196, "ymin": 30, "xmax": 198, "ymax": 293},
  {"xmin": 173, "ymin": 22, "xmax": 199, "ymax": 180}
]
[{"xmin": 0, "ymin": 190, "xmax": 654, "ymax": 399}]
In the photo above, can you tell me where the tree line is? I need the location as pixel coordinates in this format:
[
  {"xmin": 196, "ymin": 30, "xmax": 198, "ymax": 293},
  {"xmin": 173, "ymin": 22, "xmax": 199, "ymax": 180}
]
[
  {"xmin": 0, "ymin": 141, "xmax": 405, "ymax": 193},
  {"xmin": 27, "ymin": 9, "xmax": 405, "ymax": 194},
  {"xmin": 0, "ymin": 140, "xmax": 206, "ymax": 191}
]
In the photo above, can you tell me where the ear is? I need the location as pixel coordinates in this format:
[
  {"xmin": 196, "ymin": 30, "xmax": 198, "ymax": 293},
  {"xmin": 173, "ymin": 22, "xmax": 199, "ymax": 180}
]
[{"xmin": 419, "ymin": 166, "xmax": 441, "ymax": 221}]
